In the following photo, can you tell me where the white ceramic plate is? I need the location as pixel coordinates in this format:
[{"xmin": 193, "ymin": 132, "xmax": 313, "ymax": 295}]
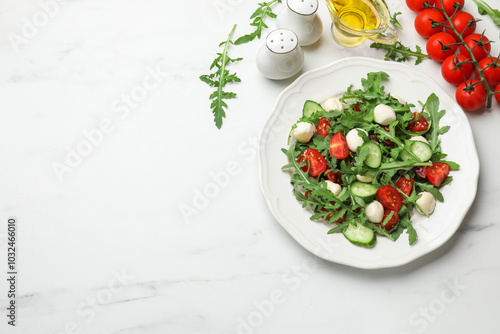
[{"xmin": 258, "ymin": 57, "xmax": 479, "ymax": 269}]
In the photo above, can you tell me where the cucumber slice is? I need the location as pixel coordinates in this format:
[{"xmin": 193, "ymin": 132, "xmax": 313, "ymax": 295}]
[
  {"xmin": 303, "ymin": 100, "xmax": 325, "ymax": 117},
  {"xmin": 360, "ymin": 142, "xmax": 382, "ymax": 168},
  {"xmin": 401, "ymin": 141, "xmax": 432, "ymax": 162},
  {"xmin": 351, "ymin": 181, "xmax": 378, "ymax": 201},
  {"xmin": 342, "ymin": 222, "xmax": 376, "ymax": 248}
]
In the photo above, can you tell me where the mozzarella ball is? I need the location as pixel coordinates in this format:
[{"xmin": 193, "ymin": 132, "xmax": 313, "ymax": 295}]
[
  {"xmin": 374, "ymin": 104, "xmax": 397, "ymax": 126},
  {"xmin": 390, "ymin": 93, "xmax": 405, "ymax": 104},
  {"xmin": 292, "ymin": 122, "xmax": 315, "ymax": 143},
  {"xmin": 346, "ymin": 128, "xmax": 367, "ymax": 152},
  {"xmin": 356, "ymin": 174, "xmax": 374, "ymax": 183},
  {"xmin": 410, "ymin": 135, "xmax": 429, "ymax": 144},
  {"xmin": 365, "ymin": 201, "xmax": 384, "ymax": 223},
  {"xmin": 324, "ymin": 180, "xmax": 342, "ymax": 197},
  {"xmin": 321, "ymin": 97, "xmax": 344, "ymax": 111},
  {"xmin": 416, "ymin": 192, "xmax": 436, "ymax": 215}
]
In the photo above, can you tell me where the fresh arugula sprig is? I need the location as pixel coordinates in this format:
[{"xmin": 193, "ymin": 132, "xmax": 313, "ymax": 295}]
[
  {"xmin": 381, "ymin": 0, "xmax": 403, "ymax": 29},
  {"xmin": 200, "ymin": 25, "xmax": 242, "ymax": 129},
  {"xmin": 473, "ymin": 0, "xmax": 500, "ymax": 26},
  {"xmin": 234, "ymin": 0, "xmax": 282, "ymax": 45},
  {"xmin": 370, "ymin": 42, "xmax": 431, "ymax": 65}
]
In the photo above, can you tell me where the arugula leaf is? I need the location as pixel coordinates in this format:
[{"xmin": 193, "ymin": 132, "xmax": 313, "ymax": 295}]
[
  {"xmin": 423, "ymin": 93, "xmax": 448, "ymax": 152},
  {"xmin": 200, "ymin": 25, "xmax": 242, "ymax": 129},
  {"xmin": 370, "ymin": 42, "xmax": 430, "ymax": 65},
  {"xmin": 381, "ymin": 0, "xmax": 403, "ymax": 29},
  {"xmin": 400, "ymin": 219, "xmax": 417, "ymax": 245},
  {"xmin": 234, "ymin": 0, "xmax": 282, "ymax": 45},
  {"xmin": 473, "ymin": 0, "xmax": 500, "ymax": 26}
]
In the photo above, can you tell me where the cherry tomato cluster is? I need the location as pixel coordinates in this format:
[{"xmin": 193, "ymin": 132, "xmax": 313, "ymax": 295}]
[{"xmin": 407, "ymin": 0, "xmax": 500, "ymax": 111}]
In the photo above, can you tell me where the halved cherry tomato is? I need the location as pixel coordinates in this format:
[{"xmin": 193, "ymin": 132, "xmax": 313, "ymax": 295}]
[
  {"xmin": 475, "ymin": 57, "xmax": 500, "ymax": 88},
  {"xmin": 441, "ymin": 54, "xmax": 473, "ymax": 86},
  {"xmin": 297, "ymin": 148, "xmax": 326, "ymax": 177},
  {"xmin": 435, "ymin": 0, "xmax": 464, "ymax": 16},
  {"xmin": 460, "ymin": 34, "xmax": 491, "ymax": 62},
  {"xmin": 316, "ymin": 117, "xmax": 331, "ymax": 139},
  {"xmin": 426, "ymin": 162, "xmax": 450, "ymax": 186},
  {"xmin": 395, "ymin": 176, "xmax": 414, "ymax": 196},
  {"xmin": 414, "ymin": 166, "xmax": 428, "ymax": 179},
  {"xmin": 426, "ymin": 32, "xmax": 458, "ymax": 63},
  {"xmin": 325, "ymin": 169, "xmax": 343, "ymax": 185},
  {"xmin": 406, "ymin": 0, "xmax": 435, "ymax": 12},
  {"xmin": 456, "ymin": 79, "xmax": 487, "ymax": 111},
  {"xmin": 407, "ymin": 112, "xmax": 429, "ymax": 132},
  {"xmin": 330, "ymin": 132, "xmax": 349, "ymax": 159},
  {"xmin": 415, "ymin": 9, "xmax": 444, "ymax": 38},
  {"xmin": 380, "ymin": 209, "xmax": 400, "ymax": 232},
  {"xmin": 376, "ymin": 185, "xmax": 402, "ymax": 211},
  {"xmin": 445, "ymin": 11, "xmax": 476, "ymax": 42}
]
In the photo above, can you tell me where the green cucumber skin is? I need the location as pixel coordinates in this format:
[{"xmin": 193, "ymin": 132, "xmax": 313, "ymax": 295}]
[
  {"xmin": 361, "ymin": 142, "xmax": 382, "ymax": 168},
  {"xmin": 343, "ymin": 223, "xmax": 376, "ymax": 248},
  {"xmin": 303, "ymin": 100, "xmax": 325, "ymax": 117},
  {"xmin": 351, "ymin": 181, "xmax": 378, "ymax": 201}
]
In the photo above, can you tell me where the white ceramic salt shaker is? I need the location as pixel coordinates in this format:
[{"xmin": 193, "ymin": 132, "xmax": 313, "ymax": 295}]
[
  {"xmin": 256, "ymin": 29, "xmax": 304, "ymax": 80},
  {"xmin": 276, "ymin": 0, "xmax": 323, "ymax": 46}
]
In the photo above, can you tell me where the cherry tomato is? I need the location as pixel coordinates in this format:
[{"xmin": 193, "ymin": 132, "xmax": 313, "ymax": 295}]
[
  {"xmin": 426, "ymin": 32, "xmax": 458, "ymax": 63},
  {"xmin": 426, "ymin": 162, "xmax": 450, "ymax": 187},
  {"xmin": 316, "ymin": 117, "xmax": 331, "ymax": 138},
  {"xmin": 475, "ymin": 57, "xmax": 500, "ymax": 88},
  {"xmin": 406, "ymin": 0, "xmax": 435, "ymax": 12},
  {"xmin": 456, "ymin": 79, "xmax": 487, "ymax": 111},
  {"xmin": 407, "ymin": 112, "xmax": 429, "ymax": 132},
  {"xmin": 441, "ymin": 54, "xmax": 473, "ymax": 85},
  {"xmin": 380, "ymin": 210, "xmax": 400, "ymax": 232},
  {"xmin": 460, "ymin": 34, "xmax": 491, "ymax": 62},
  {"xmin": 325, "ymin": 169, "xmax": 343, "ymax": 185},
  {"xmin": 415, "ymin": 9, "xmax": 444, "ymax": 38},
  {"xmin": 395, "ymin": 176, "xmax": 414, "ymax": 196},
  {"xmin": 445, "ymin": 11, "xmax": 476, "ymax": 41},
  {"xmin": 435, "ymin": 0, "xmax": 464, "ymax": 16},
  {"xmin": 297, "ymin": 148, "xmax": 327, "ymax": 177},
  {"xmin": 376, "ymin": 185, "xmax": 402, "ymax": 211},
  {"xmin": 330, "ymin": 132, "xmax": 349, "ymax": 159},
  {"xmin": 414, "ymin": 166, "xmax": 428, "ymax": 178}
]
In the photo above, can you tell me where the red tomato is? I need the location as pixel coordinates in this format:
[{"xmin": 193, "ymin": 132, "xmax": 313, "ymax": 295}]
[
  {"xmin": 445, "ymin": 11, "xmax": 476, "ymax": 41},
  {"xmin": 321, "ymin": 207, "xmax": 346, "ymax": 224},
  {"xmin": 406, "ymin": 0, "xmax": 435, "ymax": 12},
  {"xmin": 330, "ymin": 132, "xmax": 349, "ymax": 159},
  {"xmin": 414, "ymin": 166, "xmax": 428, "ymax": 178},
  {"xmin": 426, "ymin": 162, "xmax": 450, "ymax": 186},
  {"xmin": 407, "ymin": 112, "xmax": 429, "ymax": 132},
  {"xmin": 380, "ymin": 210, "xmax": 400, "ymax": 232},
  {"xmin": 475, "ymin": 57, "xmax": 500, "ymax": 88},
  {"xmin": 316, "ymin": 117, "xmax": 331, "ymax": 138},
  {"xmin": 460, "ymin": 34, "xmax": 491, "ymax": 62},
  {"xmin": 435, "ymin": 0, "xmax": 464, "ymax": 16},
  {"xmin": 325, "ymin": 169, "xmax": 343, "ymax": 185},
  {"xmin": 297, "ymin": 148, "xmax": 327, "ymax": 177},
  {"xmin": 426, "ymin": 32, "xmax": 458, "ymax": 62},
  {"xmin": 441, "ymin": 54, "xmax": 473, "ymax": 85},
  {"xmin": 415, "ymin": 9, "xmax": 444, "ymax": 38},
  {"xmin": 395, "ymin": 176, "xmax": 414, "ymax": 196},
  {"xmin": 376, "ymin": 185, "xmax": 402, "ymax": 211},
  {"xmin": 456, "ymin": 79, "xmax": 487, "ymax": 111}
]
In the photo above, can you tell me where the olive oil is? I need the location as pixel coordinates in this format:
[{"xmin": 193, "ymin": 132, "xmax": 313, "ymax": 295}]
[{"xmin": 326, "ymin": 0, "xmax": 381, "ymax": 30}]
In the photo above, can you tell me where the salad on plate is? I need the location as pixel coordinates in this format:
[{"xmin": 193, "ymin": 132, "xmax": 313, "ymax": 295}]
[{"xmin": 281, "ymin": 71, "xmax": 459, "ymax": 248}]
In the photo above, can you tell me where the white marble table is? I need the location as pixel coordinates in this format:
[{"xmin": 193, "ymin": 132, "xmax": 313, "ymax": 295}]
[{"xmin": 1, "ymin": 0, "xmax": 499, "ymax": 333}]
